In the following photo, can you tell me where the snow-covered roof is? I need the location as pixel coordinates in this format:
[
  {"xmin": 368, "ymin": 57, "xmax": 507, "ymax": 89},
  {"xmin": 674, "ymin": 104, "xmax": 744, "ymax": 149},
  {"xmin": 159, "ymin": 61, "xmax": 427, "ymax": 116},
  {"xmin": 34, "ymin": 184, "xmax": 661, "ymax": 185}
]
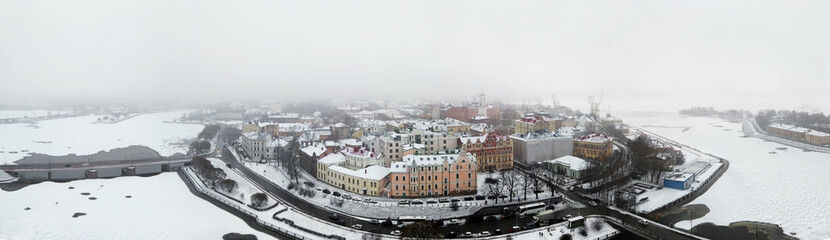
[
  {"xmin": 664, "ymin": 173, "xmax": 695, "ymax": 182},
  {"xmin": 300, "ymin": 143, "xmax": 328, "ymax": 157},
  {"xmin": 510, "ymin": 131, "xmax": 569, "ymax": 141},
  {"xmin": 402, "ymin": 143, "xmax": 425, "ymax": 151},
  {"xmin": 328, "ymin": 165, "xmax": 390, "ymax": 180},
  {"xmin": 771, "ymin": 124, "xmax": 830, "ymax": 137},
  {"xmin": 391, "ymin": 152, "xmax": 473, "ymax": 173},
  {"xmin": 548, "ymin": 155, "xmax": 590, "ymax": 171},
  {"xmin": 807, "ymin": 131, "xmax": 830, "ymax": 137},
  {"xmin": 575, "ymin": 133, "xmax": 611, "ymax": 143},
  {"xmin": 338, "ymin": 138, "xmax": 362, "ymax": 147},
  {"xmin": 318, "ymin": 153, "xmax": 346, "ymax": 165},
  {"xmin": 459, "ymin": 133, "xmax": 508, "ymax": 144},
  {"xmin": 342, "ymin": 146, "xmax": 381, "ymax": 159}
]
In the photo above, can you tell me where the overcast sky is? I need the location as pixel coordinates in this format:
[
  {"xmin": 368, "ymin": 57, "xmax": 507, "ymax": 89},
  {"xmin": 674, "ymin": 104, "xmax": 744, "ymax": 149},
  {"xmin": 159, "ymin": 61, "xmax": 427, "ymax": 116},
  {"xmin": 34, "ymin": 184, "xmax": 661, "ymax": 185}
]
[{"xmin": 1, "ymin": 1, "xmax": 828, "ymax": 112}]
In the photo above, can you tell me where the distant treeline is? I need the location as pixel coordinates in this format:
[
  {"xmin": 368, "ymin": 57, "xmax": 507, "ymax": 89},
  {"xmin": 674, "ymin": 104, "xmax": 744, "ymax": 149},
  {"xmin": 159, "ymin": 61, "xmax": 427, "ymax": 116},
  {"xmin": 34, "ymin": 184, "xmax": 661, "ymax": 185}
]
[
  {"xmin": 678, "ymin": 107, "xmax": 750, "ymax": 119},
  {"xmin": 755, "ymin": 110, "xmax": 830, "ymax": 129}
]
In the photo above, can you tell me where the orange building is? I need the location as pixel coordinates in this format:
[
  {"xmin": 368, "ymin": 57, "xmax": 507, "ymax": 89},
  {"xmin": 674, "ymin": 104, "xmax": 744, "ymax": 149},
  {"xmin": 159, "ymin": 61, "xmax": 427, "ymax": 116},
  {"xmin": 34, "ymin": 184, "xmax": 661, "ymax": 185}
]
[
  {"xmin": 459, "ymin": 134, "xmax": 513, "ymax": 171},
  {"xmin": 388, "ymin": 152, "xmax": 478, "ymax": 198}
]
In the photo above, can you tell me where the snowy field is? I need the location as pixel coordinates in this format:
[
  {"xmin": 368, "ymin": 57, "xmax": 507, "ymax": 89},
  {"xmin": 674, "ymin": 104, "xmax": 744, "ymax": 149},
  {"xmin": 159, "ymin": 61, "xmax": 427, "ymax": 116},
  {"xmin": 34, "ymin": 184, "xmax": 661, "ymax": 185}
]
[
  {"xmin": 618, "ymin": 112, "xmax": 830, "ymax": 239},
  {"xmin": 0, "ymin": 173, "xmax": 274, "ymax": 240},
  {"xmin": 0, "ymin": 111, "xmax": 202, "ymax": 163}
]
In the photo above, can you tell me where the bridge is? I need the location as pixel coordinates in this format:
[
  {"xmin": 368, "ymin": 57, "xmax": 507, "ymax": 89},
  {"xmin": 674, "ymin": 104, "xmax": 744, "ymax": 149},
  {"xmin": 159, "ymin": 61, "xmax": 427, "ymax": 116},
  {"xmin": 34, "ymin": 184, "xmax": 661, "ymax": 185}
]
[{"xmin": 0, "ymin": 155, "xmax": 198, "ymax": 182}]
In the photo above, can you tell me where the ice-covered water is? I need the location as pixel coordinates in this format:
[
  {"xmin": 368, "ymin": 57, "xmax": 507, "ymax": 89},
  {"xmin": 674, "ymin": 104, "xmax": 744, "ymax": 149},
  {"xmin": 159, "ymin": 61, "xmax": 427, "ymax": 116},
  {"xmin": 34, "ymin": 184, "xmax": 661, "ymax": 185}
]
[
  {"xmin": 620, "ymin": 112, "xmax": 830, "ymax": 239},
  {"xmin": 0, "ymin": 173, "xmax": 274, "ymax": 239},
  {"xmin": 0, "ymin": 111, "xmax": 202, "ymax": 163}
]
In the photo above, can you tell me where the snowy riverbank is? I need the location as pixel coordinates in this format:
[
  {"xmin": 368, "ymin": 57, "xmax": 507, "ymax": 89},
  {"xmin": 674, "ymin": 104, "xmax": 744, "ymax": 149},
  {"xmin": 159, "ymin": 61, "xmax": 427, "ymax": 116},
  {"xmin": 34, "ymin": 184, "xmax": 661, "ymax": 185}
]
[{"xmin": 619, "ymin": 112, "xmax": 830, "ymax": 239}]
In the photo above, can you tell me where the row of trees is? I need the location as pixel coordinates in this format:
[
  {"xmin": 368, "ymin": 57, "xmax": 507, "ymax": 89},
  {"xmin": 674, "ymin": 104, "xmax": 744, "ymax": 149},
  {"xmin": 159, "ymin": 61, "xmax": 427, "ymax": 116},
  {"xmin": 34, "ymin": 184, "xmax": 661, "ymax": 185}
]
[
  {"xmin": 756, "ymin": 109, "xmax": 830, "ymax": 129},
  {"xmin": 483, "ymin": 167, "xmax": 547, "ymax": 204},
  {"xmin": 190, "ymin": 156, "xmax": 269, "ymax": 208}
]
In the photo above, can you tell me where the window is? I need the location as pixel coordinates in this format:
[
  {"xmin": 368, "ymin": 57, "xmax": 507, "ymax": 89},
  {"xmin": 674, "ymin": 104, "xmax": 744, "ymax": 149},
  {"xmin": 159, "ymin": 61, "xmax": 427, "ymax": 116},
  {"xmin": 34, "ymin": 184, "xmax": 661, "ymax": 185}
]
[
  {"xmin": 395, "ymin": 176, "xmax": 399, "ymax": 181},
  {"xmin": 456, "ymin": 173, "xmax": 459, "ymax": 179},
  {"xmin": 468, "ymin": 173, "xmax": 471, "ymax": 178}
]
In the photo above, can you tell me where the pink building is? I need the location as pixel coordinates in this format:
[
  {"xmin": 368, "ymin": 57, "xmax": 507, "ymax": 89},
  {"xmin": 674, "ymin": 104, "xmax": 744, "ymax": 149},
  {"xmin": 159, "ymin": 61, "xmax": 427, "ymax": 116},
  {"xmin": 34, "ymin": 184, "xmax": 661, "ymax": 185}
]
[{"xmin": 388, "ymin": 151, "xmax": 478, "ymax": 198}]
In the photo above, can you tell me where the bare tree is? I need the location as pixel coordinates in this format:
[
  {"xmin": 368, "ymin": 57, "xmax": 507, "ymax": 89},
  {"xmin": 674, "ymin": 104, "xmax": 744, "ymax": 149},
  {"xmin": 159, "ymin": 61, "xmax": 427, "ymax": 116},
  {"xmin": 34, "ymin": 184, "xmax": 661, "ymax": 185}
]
[
  {"xmin": 484, "ymin": 177, "xmax": 504, "ymax": 204},
  {"xmin": 250, "ymin": 192, "xmax": 268, "ymax": 207},
  {"xmin": 501, "ymin": 170, "xmax": 518, "ymax": 202},
  {"xmin": 530, "ymin": 166, "xmax": 545, "ymax": 199},
  {"xmin": 205, "ymin": 168, "xmax": 226, "ymax": 187},
  {"xmin": 519, "ymin": 172, "xmax": 533, "ymax": 201},
  {"xmin": 401, "ymin": 221, "xmax": 436, "ymax": 240},
  {"xmin": 219, "ymin": 179, "xmax": 238, "ymax": 193}
]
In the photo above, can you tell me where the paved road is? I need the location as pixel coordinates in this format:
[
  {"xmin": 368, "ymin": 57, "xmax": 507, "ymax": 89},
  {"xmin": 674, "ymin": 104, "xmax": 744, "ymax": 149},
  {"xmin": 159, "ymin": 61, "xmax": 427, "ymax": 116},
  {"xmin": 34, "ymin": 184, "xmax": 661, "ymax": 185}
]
[
  {"xmin": 221, "ymin": 146, "xmax": 617, "ymax": 238},
  {"xmin": 515, "ymin": 161, "xmax": 706, "ymax": 240}
]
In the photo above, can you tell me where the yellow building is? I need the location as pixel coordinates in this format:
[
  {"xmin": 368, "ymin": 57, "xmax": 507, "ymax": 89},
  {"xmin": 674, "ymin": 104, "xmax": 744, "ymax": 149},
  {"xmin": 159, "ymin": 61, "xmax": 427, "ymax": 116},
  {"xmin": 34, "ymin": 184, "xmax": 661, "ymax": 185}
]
[
  {"xmin": 573, "ymin": 134, "xmax": 614, "ymax": 162},
  {"xmin": 316, "ymin": 153, "xmax": 390, "ymax": 196},
  {"xmin": 806, "ymin": 131, "xmax": 830, "ymax": 146},
  {"xmin": 514, "ymin": 116, "xmax": 558, "ymax": 134}
]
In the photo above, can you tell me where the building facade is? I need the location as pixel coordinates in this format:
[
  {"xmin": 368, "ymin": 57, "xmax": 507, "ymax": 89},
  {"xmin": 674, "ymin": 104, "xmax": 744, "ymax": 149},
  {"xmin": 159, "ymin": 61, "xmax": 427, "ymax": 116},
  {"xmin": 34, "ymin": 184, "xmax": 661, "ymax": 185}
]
[
  {"xmin": 573, "ymin": 134, "xmax": 613, "ymax": 162},
  {"xmin": 510, "ymin": 131, "xmax": 573, "ymax": 165},
  {"xmin": 388, "ymin": 152, "xmax": 478, "ymax": 198},
  {"xmin": 316, "ymin": 153, "xmax": 390, "ymax": 197},
  {"xmin": 459, "ymin": 134, "xmax": 514, "ymax": 171}
]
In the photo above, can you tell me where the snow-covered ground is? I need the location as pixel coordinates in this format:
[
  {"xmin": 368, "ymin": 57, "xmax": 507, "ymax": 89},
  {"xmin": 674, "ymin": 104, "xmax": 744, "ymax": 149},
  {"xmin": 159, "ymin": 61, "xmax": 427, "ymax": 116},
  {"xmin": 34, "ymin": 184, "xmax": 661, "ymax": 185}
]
[
  {"xmin": 205, "ymin": 158, "xmax": 276, "ymax": 206},
  {"xmin": 229, "ymin": 146, "xmax": 556, "ymax": 220},
  {"xmin": 183, "ymin": 164, "xmax": 392, "ymax": 240},
  {"xmin": 618, "ymin": 112, "xmax": 830, "ymax": 239},
  {"xmin": 610, "ymin": 140, "xmax": 722, "ymax": 214},
  {"xmin": 497, "ymin": 217, "xmax": 618, "ymax": 240},
  {"xmin": 0, "ymin": 173, "xmax": 274, "ymax": 240},
  {"xmin": 0, "ymin": 111, "xmax": 202, "ymax": 163}
]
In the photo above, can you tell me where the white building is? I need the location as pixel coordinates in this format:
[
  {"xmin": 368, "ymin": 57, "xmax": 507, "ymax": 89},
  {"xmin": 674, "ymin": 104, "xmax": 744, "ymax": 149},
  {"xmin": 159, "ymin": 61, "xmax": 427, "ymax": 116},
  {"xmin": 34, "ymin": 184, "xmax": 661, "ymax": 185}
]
[{"xmin": 511, "ymin": 131, "xmax": 574, "ymax": 165}]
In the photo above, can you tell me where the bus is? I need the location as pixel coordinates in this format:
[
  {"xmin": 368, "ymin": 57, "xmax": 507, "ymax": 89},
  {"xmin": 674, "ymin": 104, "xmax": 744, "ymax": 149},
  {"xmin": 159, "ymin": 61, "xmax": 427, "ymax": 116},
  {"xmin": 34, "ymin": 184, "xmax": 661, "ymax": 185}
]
[
  {"xmin": 517, "ymin": 202, "xmax": 547, "ymax": 216},
  {"xmin": 397, "ymin": 216, "xmax": 428, "ymax": 224}
]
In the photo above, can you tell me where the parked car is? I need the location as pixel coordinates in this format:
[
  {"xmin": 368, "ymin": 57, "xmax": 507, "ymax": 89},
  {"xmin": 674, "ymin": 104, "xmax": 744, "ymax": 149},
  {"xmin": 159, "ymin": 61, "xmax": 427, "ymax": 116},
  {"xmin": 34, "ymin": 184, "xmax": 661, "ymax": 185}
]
[
  {"xmin": 411, "ymin": 199, "xmax": 424, "ymax": 205},
  {"xmin": 332, "ymin": 191, "xmax": 341, "ymax": 197},
  {"xmin": 509, "ymin": 226, "xmax": 521, "ymax": 233},
  {"xmin": 390, "ymin": 230, "xmax": 402, "ymax": 236},
  {"xmin": 398, "ymin": 200, "xmax": 410, "ymax": 205},
  {"xmin": 447, "ymin": 219, "xmax": 460, "ymax": 225},
  {"xmin": 589, "ymin": 201, "xmax": 598, "ymax": 206},
  {"xmin": 81, "ymin": 163, "xmax": 90, "ymax": 167},
  {"xmin": 460, "ymin": 232, "xmax": 473, "ymax": 238},
  {"xmin": 494, "ymin": 229, "xmax": 502, "ymax": 235},
  {"xmin": 524, "ymin": 222, "xmax": 536, "ymax": 230},
  {"xmin": 439, "ymin": 198, "xmax": 450, "ymax": 203},
  {"xmin": 322, "ymin": 189, "xmax": 331, "ymax": 194},
  {"xmin": 370, "ymin": 219, "xmax": 379, "ymax": 224},
  {"xmin": 426, "ymin": 199, "xmax": 438, "ymax": 204},
  {"xmin": 363, "ymin": 198, "xmax": 375, "ymax": 204},
  {"xmin": 463, "ymin": 196, "xmax": 474, "ymax": 201},
  {"xmin": 475, "ymin": 195, "xmax": 485, "ymax": 200},
  {"xmin": 342, "ymin": 194, "xmax": 352, "ymax": 200},
  {"xmin": 352, "ymin": 224, "xmax": 363, "ymax": 230},
  {"xmin": 450, "ymin": 198, "xmax": 461, "ymax": 203},
  {"xmin": 638, "ymin": 219, "xmax": 649, "ymax": 225},
  {"xmin": 328, "ymin": 214, "xmax": 339, "ymax": 220},
  {"xmin": 479, "ymin": 231, "xmax": 492, "ymax": 237}
]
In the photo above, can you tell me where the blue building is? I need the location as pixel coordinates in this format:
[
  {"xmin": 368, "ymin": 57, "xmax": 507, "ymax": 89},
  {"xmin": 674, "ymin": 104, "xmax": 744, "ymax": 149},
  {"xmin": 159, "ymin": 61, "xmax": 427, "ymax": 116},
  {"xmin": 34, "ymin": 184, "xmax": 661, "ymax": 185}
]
[{"xmin": 663, "ymin": 173, "xmax": 695, "ymax": 190}]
